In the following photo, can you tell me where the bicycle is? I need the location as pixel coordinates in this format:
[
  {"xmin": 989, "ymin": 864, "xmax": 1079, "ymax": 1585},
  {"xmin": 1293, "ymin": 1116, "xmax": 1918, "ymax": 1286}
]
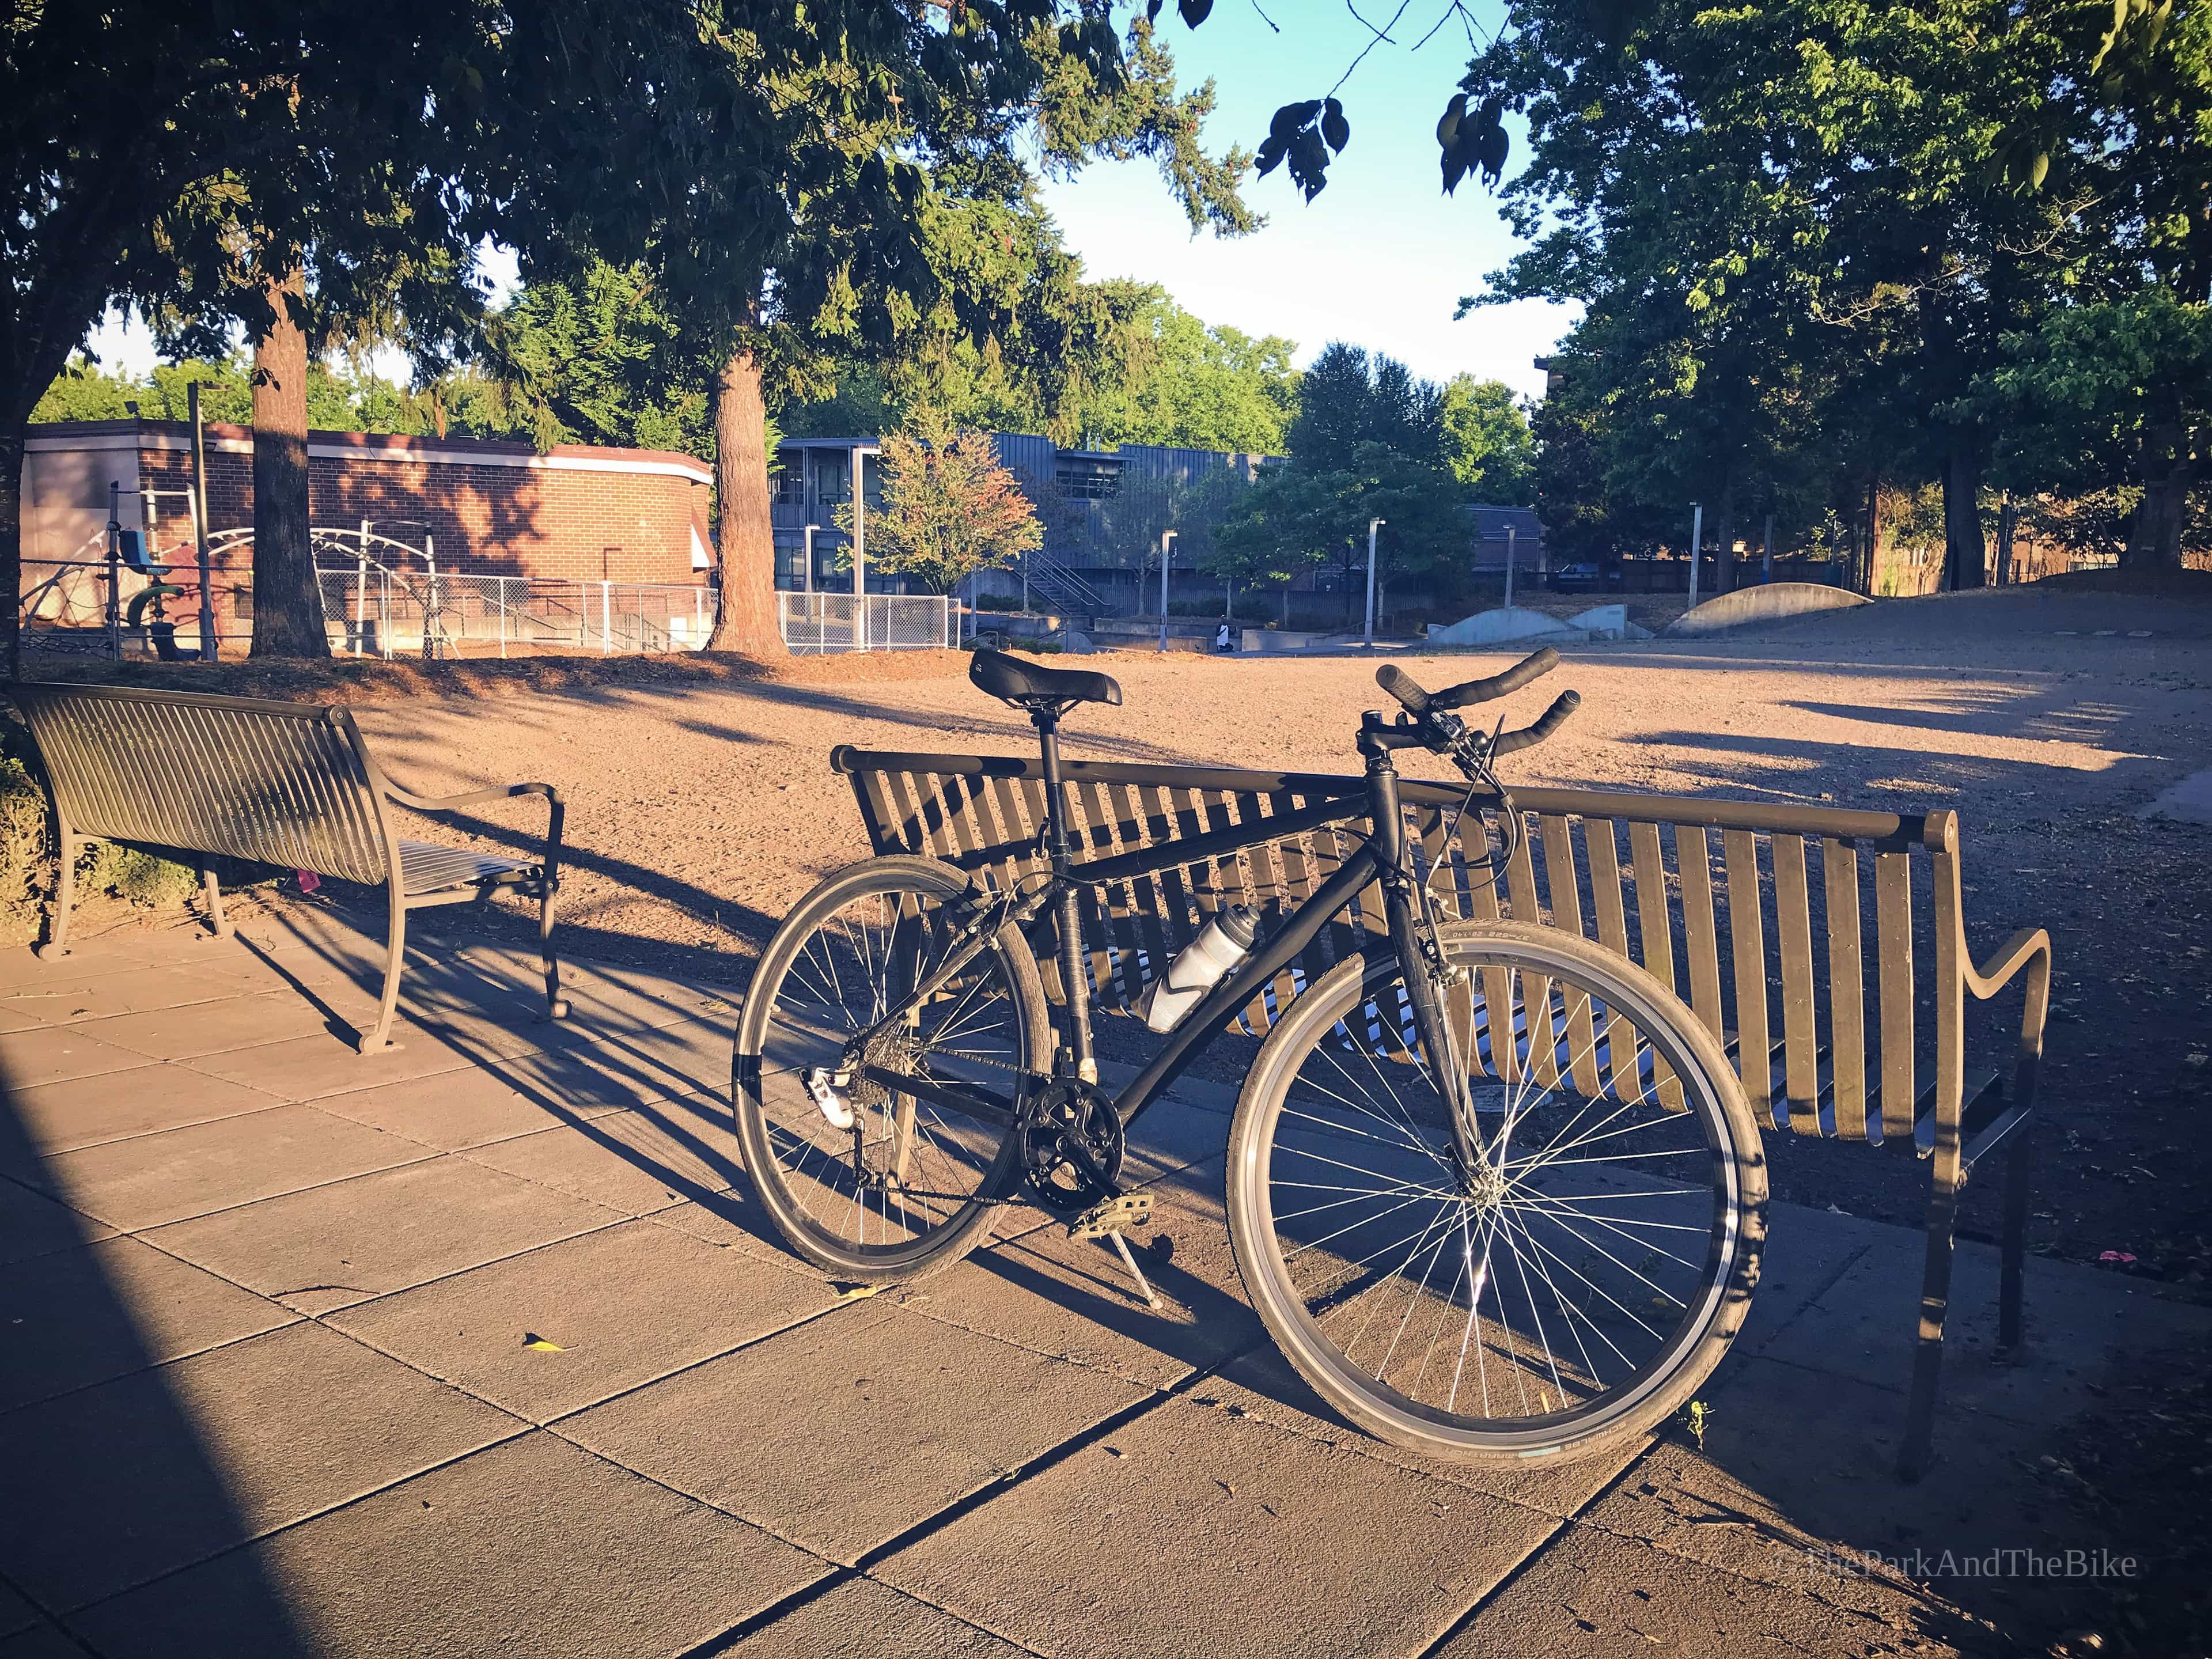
[{"xmin": 733, "ymin": 646, "xmax": 1766, "ymax": 1465}]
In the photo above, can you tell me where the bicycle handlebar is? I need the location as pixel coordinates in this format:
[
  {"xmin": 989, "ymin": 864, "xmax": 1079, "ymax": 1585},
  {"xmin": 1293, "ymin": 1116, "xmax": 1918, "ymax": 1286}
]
[
  {"xmin": 1376, "ymin": 647, "xmax": 1559, "ymax": 718},
  {"xmin": 1373, "ymin": 649, "xmax": 1579, "ymax": 756},
  {"xmin": 1493, "ymin": 691, "xmax": 1581, "ymax": 754}
]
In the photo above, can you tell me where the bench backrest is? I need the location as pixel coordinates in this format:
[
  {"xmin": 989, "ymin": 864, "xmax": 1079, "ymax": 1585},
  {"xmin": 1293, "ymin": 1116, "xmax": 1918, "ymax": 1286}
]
[
  {"xmin": 7, "ymin": 683, "xmax": 396, "ymax": 885},
  {"xmin": 833, "ymin": 746, "xmax": 1981, "ymax": 1148}
]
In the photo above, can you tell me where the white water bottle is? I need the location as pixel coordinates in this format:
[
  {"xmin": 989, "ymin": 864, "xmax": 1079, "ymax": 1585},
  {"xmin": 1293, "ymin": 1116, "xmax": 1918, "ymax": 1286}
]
[{"xmin": 1141, "ymin": 904, "xmax": 1261, "ymax": 1033}]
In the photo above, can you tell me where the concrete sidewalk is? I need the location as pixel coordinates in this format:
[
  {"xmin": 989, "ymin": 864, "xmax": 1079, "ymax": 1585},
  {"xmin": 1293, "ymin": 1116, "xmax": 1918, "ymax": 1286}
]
[{"xmin": 0, "ymin": 904, "xmax": 2201, "ymax": 1658}]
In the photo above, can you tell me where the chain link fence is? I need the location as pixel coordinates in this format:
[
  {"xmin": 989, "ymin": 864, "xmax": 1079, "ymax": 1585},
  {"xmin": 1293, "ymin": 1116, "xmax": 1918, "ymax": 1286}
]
[
  {"xmin": 23, "ymin": 548, "xmax": 950, "ymax": 662},
  {"xmin": 317, "ymin": 570, "xmax": 716, "ymax": 658},
  {"xmin": 777, "ymin": 592, "xmax": 956, "ymax": 654}
]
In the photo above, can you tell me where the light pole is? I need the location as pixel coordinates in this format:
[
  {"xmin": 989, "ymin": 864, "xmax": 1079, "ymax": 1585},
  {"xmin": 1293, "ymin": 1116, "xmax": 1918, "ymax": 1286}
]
[
  {"xmin": 802, "ymin": 524, "xmax": 819, "ymax": 594},
  {"xmin": 1505, "ymin": 522, "xmax": 1518, "ymax": 612},
  {"xmin": 1363, "ymin": 517, "xmax": 1384, "ymax": 646},
  {"xmin": 1687, "ymin": 502, "xmax": 1705, "ymax": 610},
  {"xmin": 1158, "ymin": 531, "xmax": 1177, "ymax": 652},
  {"xmin": 851, "ymin": 444, "xmax": 879, "ymax": 649}
]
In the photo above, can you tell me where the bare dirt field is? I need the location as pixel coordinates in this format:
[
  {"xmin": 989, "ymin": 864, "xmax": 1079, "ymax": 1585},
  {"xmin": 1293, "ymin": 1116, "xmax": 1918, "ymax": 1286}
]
[{"xmin": 37, "ymin": 577, "xmax": 2212, "ymax": 1289}]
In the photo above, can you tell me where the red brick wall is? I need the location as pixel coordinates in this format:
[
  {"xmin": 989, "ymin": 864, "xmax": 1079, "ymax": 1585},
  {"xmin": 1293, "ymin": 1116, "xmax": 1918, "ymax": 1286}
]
[{"xmin": 124, "ymin": 423, "xmax": 709, "ymax": 586}]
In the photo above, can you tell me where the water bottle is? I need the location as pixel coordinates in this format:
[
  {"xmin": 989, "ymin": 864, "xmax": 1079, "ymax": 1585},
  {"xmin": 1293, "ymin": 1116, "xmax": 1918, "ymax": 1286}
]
[{"xmin": 1140, "ymin": 904, "xmax": 1261, "ymax": 1033}]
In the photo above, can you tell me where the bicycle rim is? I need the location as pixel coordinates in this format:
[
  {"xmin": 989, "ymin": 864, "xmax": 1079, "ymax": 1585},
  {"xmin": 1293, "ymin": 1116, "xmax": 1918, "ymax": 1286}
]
[
  {"xmin": 1228, "ymin": 922, "xmax": 1762, "ymax": 1460},
  {"xmin": 733, "ymin": 858, "xmax": 1044, "ymax": 1279}
]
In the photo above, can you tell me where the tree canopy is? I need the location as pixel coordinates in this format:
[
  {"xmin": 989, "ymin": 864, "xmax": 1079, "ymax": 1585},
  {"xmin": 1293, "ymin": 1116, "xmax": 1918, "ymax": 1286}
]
[{"xmin": 1461, "ymin": 0, "xmax": 2210, "ymax": 577}]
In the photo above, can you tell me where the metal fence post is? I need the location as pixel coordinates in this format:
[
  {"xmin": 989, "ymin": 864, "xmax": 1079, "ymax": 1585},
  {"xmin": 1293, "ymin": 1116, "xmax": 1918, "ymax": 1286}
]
[
  {"xmin": 600, "ymin": 581, "xmax": 611, "ymax": 654},
  {"xmin": 498, "ymin": 577, "xmax": 508, "ymax": 658}
]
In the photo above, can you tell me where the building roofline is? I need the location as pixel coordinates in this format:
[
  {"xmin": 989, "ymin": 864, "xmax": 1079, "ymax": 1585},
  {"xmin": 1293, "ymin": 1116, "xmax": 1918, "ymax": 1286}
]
[{"xmin": 26, "ymin": 419, "xmax": 710, "ymax": 484}]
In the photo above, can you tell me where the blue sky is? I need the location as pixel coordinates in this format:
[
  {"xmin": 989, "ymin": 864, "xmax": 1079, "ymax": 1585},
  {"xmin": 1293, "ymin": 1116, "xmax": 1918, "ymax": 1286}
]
[
  {"xmin": 90, "ymin": 2, "xmax": 1573, "ymax": 403},
  {"xmin": 1037, "ymin": 2, "xmax": 1574, "ymax": 400}
]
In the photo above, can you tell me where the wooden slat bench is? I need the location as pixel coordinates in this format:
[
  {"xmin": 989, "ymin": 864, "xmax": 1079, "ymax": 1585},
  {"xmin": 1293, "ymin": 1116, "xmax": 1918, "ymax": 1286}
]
[
  {"xmin": 831, "ymin": 745, "xmax": 2052, "ymax": 1479},
  {"xmin": 7, "ymin": 683, "xmax": 568, "ymax": 1053}
]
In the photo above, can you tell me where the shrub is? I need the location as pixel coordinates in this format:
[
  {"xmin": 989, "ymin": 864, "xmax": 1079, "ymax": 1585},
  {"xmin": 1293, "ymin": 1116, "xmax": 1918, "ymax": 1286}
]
[
  {"xmin": 975, "ymin": 593, "xmax": 1022, "ymax": 612},
  {"xmin": 0, "ymin": 715, "xmax": 203, "ymax": 946}
]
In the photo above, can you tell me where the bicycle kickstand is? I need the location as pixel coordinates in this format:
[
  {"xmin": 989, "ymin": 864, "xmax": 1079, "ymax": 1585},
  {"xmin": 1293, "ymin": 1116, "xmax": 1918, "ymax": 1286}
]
[{"xmin": 1069, "ymin": 1191, "xmax": 1162, "ymax": 1311}]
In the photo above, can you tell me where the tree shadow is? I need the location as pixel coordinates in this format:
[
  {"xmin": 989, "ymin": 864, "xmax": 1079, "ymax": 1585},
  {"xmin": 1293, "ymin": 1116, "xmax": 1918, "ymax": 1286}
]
[{"xmin": 0, "ymin": 1047, "xmax": 317, "ymax": 1652}]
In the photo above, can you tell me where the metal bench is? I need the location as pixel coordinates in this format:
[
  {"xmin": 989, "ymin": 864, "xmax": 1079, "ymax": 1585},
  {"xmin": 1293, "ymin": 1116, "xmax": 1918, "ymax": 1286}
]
[
  {"xmin": 831, "ymin": 745, "xmax": 2052, "ymax": 1478},
  {"xmin": 7, "ymin": 683, "xmax": 567, "ymax": 1053}
]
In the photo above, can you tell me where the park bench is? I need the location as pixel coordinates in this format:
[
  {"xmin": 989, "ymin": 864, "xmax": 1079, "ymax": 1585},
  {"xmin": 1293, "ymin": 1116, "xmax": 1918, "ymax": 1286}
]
[
  {"xmin": 830, "ymin": 744, "xmax": 2052, "ymax": 1479},
  {"xmin": 7, "ymin": 683, "xmax": 567, "ymax": 1054}
]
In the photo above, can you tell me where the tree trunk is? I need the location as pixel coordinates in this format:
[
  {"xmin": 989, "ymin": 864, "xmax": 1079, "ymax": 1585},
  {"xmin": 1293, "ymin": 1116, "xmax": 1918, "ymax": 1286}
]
[
  {"xmin": 1994, "ymin": 498, "xmax": 2016, "ymax": 586},
  {"xmin": 0, "ymin": 422, "xmax": 22, "ymax": 676},
  {"xmin": 705, "ymin": 344, "xmax": 786, "ymax": 656},
  {"xmin": 1942, "ymin": 430, "xmax": 1986, "ymax": 590},
  {"xmin": 248, "ymin": 267, "xmax": 328, "ymax": 657},
  {"xmin": 1713, "ymin": 485, "xmax": 1738, "ymax": 596},
  {"xmin": 2123, "ymin": 442, "xmax": 2192, "ymax": 569}
]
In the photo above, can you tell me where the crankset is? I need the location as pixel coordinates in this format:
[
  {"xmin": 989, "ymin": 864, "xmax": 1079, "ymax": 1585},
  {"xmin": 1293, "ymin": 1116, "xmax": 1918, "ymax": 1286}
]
[{"xmin": 1019, "ymin": 1080, "xmax": 1126, "ymax": 1215}]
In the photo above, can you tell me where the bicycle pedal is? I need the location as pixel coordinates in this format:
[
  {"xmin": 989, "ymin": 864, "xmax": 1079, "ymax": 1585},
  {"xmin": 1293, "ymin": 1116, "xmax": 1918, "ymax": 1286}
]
[{"xmin": 1067, "ymin": 1191, "xmax": 1152, "ymax": 1240}]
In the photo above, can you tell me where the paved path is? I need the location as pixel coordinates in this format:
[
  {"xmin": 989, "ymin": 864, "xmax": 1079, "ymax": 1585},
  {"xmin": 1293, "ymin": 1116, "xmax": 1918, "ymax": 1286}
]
[{"xmin": 0, "ymin": 906, "xmax": 2202, "ymax": 1658}]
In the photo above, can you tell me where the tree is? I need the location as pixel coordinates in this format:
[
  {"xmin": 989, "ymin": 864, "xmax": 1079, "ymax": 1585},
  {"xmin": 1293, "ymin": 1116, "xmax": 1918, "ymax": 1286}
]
[
  {"xmin": 1974, "ymin": 292, "xmax": 2212, "ymax": 569},
  {"xmin": 1212, "ymin": 344, "xmax": 1470, "ymax": 610},
  {"xmin": 1460, "ymin": 0, "xmax": 2099, "ymax": 592},
  {"xmin": 833, "ymin": 420, "xmax": 1041, "ymax": 596},
  {"xmin": 484, "ymin": 9, "xmax": 1253, "ymax": 656},
  {"xmin": 1439, "ymin": 376, "xmax": 1535, "ymax": 504},
  {"xmin": 1070, "ymin": 286, "xmax": 1300, "ymax": 453}
]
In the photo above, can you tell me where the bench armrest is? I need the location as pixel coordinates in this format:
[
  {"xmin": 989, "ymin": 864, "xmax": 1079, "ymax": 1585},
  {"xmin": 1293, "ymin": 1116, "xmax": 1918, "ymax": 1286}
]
[
  {"xmin": 385, "ymin": 781, "xmax": 562, "ymax": 813},
  {"xmin": 384, "ymin": 781, "xmax": 565, "ymax": 885},
  {"xmin": 1963, "ymin": 926, "xmax": 2050, "ymax": 1002}
]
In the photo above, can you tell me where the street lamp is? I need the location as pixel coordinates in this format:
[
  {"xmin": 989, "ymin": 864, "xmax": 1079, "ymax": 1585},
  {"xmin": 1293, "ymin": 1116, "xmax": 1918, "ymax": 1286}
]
[
  {"xmin": 802, "ymin": 524, "xmax": 819, "ymax": 594},
  {"xmin": 1687, "ymin": 502, "xmax": 1705, "ymax": 610},
  {"xmin": 851, "ymin": 444, "xmax": 880, "ymax": 649},
  {"xmin": 1363, "ymin": 517, "xmax": 1385, "ymax": 646},
  {"xmin": 1158, "ymin": 531, "xmax": 1178, "ymax": 652}
]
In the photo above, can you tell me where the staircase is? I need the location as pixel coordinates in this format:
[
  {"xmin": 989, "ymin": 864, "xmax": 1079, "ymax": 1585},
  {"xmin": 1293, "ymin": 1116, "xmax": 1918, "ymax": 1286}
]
[{"xmin": 1021, "ymin": 546, "xmax": 1108, "ymax": 618}]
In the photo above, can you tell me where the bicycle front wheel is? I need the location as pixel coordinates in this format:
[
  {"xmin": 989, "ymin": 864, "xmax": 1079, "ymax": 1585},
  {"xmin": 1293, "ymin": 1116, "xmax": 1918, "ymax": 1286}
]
[
  {"xmin": 733, "ymin": 855, "xmax": 1048, "ymax": 1283},
  {"xmin": 1226, "ymin": 920, "xmax": 1764, "ymax": 1465}
]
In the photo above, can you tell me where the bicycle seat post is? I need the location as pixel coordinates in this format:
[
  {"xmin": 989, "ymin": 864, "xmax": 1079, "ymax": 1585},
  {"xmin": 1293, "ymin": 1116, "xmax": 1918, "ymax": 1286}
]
[{"xmin": 1031, "ymin": 701, "xmax": 1099, "ymax": 1086}]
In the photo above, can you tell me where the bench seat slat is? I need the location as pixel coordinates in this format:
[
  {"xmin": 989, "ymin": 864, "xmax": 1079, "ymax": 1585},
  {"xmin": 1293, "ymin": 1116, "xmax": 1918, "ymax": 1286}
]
[
  {"xmin": 1824, "ymin": 838, "xmax": 1869, "ymax": 1139},
  {"xmin": 1773, "ymin": 832, "xmax": 1821, "ymax": 1134}
]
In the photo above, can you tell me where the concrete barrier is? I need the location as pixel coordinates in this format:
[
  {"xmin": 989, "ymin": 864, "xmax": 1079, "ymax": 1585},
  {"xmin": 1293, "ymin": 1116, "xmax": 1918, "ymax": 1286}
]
[
  {"xmin": 1426, "ymin": 607, "xmax": 1585, "ymax": 646},
  {"xmin": 1666, "ymin": 582, "xmax": 1872, "ymax": 636}
]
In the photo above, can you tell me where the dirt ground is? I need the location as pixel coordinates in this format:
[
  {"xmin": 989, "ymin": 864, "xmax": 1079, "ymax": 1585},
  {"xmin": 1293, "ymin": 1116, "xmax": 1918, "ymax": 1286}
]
[{"xmin": 32, "ymin": 578, "xmax": 2212, "ymax": 1286}]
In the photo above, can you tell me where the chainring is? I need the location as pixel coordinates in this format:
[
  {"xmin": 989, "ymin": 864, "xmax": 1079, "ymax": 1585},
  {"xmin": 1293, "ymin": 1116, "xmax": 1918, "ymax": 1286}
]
[{"xmin": 1020, "ymin": 1081, "xmax": 1125, "ymax": 1215}]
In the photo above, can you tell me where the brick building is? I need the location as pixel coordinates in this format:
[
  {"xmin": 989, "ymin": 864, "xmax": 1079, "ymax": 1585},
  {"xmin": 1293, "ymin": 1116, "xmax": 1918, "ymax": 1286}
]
[{"xmin": 21, "ymin": 420, "xmax": 713, "ymax": 587}]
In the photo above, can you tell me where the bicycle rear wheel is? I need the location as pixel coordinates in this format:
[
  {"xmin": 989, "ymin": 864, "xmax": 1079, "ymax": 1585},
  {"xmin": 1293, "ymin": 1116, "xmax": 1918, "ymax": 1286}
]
[
  {"xmin": 1226, "ymin": 921, "xmax": 1764, "ymax": 1465},
  {"xmin": 733, "ymin": 855, "xmax": 1047, "ymax": 1282}
]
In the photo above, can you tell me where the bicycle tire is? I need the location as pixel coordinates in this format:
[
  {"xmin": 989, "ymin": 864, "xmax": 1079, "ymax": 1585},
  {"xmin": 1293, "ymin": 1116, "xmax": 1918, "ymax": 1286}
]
[
  {"xmin": 733, "ymin": 855, "xmax": 1048, "ymax": 1283},
  {"xmin": 1225, "ymin": 920, "xmax": 1765, "ymax": 1465}
]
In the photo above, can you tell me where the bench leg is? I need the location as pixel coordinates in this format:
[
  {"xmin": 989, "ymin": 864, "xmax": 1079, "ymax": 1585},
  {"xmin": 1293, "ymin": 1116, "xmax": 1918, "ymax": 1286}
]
[
  {"xmin": 1998, "ymin": 1123, "xmax": 2031, "ymax": 1353},
  {"xmin": 36, "ymin": 831, "xmax": 77, "ymax": 961},
  {"xmin": 361, "ymin": 891, "xmax": 407, "ymax": 1054},
  {"xmin": 199, "ymin": 860, "xmax": 233, "ymax": 940},
  {"xmin": 1899, "ymin": 1165, "xmax": 1962, "ymax": 1483},
  {"xmin": 537, "ymin": 880, "xmax": 567, "ymax": 1021}
]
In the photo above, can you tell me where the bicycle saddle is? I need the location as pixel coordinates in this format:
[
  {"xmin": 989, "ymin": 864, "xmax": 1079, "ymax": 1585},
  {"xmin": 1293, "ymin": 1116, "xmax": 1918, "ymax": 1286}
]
[{"xmin": 968, "ymin": 648, "xmax": 1122, "ymax": 709}]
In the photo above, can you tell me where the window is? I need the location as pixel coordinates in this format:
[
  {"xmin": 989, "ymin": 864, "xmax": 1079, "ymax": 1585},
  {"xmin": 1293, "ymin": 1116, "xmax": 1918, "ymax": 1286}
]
[
  {"xmin": 771, "ymin": 456, "xmax": 804, "ymax": 506},
  {"xmin": 1054, "ymin": 459, "xmax": 1119, "ymax": 500},
  {"xmin": 814, "ymin": 454, "xmax": 848, "ymax": 505}
]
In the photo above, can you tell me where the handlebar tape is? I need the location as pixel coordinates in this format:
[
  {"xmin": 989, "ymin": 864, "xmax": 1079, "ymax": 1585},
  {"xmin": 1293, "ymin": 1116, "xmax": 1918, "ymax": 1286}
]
[
  {"xmin": 1430, "ymin": 646, "xmax": 1560, "ymax": 709},
  {"xmin": 1375, "ymin": 664, "xmax": 1431, "ymax": 715},
  {"xmin": 1375, "ymin": 647, "xmax": 1559, "ymax": 718},
  {"xmin": 1493, "ymin": 690, "xmax": 1581, "ymax": 755}
]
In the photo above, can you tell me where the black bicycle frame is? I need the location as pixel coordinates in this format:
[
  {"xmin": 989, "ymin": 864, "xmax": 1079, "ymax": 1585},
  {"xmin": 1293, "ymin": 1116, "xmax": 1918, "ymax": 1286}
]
[
  {"xmin": 851, "ymin": 707, "xmax": 1472, "ymax": 1168},
  {"xmin": 1029, "ymin": 704, "xmax": 1457, "ymax": 1138}
]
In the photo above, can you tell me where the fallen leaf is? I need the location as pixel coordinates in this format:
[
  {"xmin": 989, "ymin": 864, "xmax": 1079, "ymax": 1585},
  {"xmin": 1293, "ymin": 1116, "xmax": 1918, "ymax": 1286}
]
[{"xmin": 521, "ymin": 1333, "xmax": 566, "ymax": 1351}]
